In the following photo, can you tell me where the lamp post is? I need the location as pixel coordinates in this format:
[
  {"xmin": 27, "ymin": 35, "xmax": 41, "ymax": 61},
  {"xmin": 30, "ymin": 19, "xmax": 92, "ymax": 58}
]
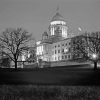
[
  {"xmin": 92, "ymin": 53, "xmax": 98, "ymax": 60},
  {"xmin": 92, "ymin": 53, "xmax": 98, "ymax": 70}
]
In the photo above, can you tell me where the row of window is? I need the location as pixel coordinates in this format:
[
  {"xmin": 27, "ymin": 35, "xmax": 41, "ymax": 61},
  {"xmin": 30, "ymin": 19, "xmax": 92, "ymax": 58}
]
[
  {"xmin": 54, "ymin": 48, "xmax": 71, "ymax": 54},
  {"xmin": 54, "ymin": 42, "xmax": 71, "ymax": 48},
  {"xmin": 54, "ymin": 55, "xmax": 71, "ymax": 61},
  {"xmin": 62, "ymin": 55, "xmax": 71, "ymax": 59}
]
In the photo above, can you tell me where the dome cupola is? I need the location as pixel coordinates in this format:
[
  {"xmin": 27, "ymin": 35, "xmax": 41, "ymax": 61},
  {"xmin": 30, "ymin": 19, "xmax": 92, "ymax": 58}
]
[
  {"xmin": 51, "ymin": 12, "xmax": 65, "ymax": 22},
  {"xmin": 49, "ymin": 7, "xmax": 68, "ymax": 38}
]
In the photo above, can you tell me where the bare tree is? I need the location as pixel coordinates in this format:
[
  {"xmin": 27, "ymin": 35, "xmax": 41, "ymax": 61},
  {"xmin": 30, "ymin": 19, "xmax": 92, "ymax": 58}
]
[
  {"xmin": 72, "ymin": 32, "xmax": 100, "ymax": 70},
  {"xmin": 0, "ymin": 28, "xmax": 33, "ymax": 69}
]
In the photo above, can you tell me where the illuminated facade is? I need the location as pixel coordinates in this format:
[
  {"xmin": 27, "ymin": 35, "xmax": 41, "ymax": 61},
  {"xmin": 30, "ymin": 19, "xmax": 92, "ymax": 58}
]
[
  {"xmin": 36, "ymin": 9, "xmax": 73, "ymax": 62},
  {"xmin": 51, "ymin": 38, "xmax": 71, "ymax": 61}
]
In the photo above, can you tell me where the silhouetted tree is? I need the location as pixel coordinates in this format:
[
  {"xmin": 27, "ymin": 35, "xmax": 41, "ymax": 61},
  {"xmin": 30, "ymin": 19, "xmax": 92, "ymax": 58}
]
[
  {"xmin": 0, "ymin": 28, "xmax": 33, "ymax": 69},
  {"xmin": 72, "ymin": 32, "xmax": 100, "ymax": 70},
  {"xmin": 0, "ymin": 57, "xmax": 10, "ymax": 68}
]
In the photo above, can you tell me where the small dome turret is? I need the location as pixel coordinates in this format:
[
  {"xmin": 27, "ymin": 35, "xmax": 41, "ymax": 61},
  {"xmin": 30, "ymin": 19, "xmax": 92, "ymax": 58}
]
[
  {"xmin": 42, "ymin": 31, "xmax": 48, "ymax": 36},
  {"xmin": 42, "ymin": 31, "xmax": 48, "ymax": 40}
]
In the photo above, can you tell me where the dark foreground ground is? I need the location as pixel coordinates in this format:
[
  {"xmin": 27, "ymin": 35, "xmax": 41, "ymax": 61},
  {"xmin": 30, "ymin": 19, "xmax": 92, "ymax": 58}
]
[
  {"xmin": 0, "ymin": 64, "xmax": 100, "ymax": 100},
  {"xmin": 0, "ymin": 64, "xmax": 100, "ymax": 85},
  {"xmin": 0, "ymin": 85, "xmax": 100, "ymax": 100}
]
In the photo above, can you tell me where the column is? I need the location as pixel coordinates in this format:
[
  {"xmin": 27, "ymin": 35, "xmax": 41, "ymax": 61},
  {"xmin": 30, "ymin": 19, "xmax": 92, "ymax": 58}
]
[
  {"xmin": 65, "ymin": 26, "xmax": 67, "ymax": 38},
  {"xmin": 62, "ymin": 26, "xmax": 64, "ymax": 37},
  {"xmin": 53, "ymin": 27, "xmax": 54, "ymax": 35},
  {"xmin": 51, "ymin": 27, "xmax": 53, "ymax": 35}
]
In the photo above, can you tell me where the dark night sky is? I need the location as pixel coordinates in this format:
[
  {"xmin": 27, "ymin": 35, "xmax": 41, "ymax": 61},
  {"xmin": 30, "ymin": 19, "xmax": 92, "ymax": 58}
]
[{"xmin": 0, "ymin": 0, "xmax": 100, "ymax": 40}]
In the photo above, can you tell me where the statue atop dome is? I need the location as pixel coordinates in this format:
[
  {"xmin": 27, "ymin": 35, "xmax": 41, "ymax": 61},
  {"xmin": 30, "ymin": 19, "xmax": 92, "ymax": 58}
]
[{"xmin": 51, "ymin": 6, "xmax": 65, "ymax": 22}]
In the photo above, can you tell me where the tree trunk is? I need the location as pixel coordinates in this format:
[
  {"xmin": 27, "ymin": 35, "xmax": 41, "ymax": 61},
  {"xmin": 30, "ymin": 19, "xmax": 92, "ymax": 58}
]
[
  {"xmin": 14, "ymin": 54, "xmax": 17, "ymax": 69},
  {"xmin": 94, "ymin": 61, "xmax": 97, "ymax": 70},
  {"xmin": 15, "ymin": 60, "xmax": 17, "ymax": 69}
]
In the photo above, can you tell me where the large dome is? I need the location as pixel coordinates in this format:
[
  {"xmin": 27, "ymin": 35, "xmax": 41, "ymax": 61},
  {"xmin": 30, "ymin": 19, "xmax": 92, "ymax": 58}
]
[{"xmin": 51, "ymin": 12, "xmax": 65, "ymax": 22}]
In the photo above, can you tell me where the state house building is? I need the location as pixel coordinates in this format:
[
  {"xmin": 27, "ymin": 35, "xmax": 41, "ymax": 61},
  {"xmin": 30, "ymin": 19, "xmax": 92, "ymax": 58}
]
[{"xmin": 36, "ymin": 9, "xmax": 79, "ymax": 62}]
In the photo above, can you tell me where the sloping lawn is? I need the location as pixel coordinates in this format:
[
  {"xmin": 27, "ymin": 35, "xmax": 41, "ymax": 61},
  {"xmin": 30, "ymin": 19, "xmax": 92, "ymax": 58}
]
[{"xmin": 0, "ymin": 64, "xmax": 100, "ymax": 85}]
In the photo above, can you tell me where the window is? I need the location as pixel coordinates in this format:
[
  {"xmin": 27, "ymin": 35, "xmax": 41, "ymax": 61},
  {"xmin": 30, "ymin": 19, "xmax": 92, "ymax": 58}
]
[
  {"xmin": 66, "ymin": 43, "xmax": 67, "ymax": 46},
  {"xmin": 68, "ymin": 55, "xmax": 70, "ymax": 59},
  {"xmin": 62, "ymin": 49, "xmax": 64, "ymax": 53},
  {"xmin": 55, "ymin": 45, "xmax": 56, "ymax": 48},
  {"xmin": 62, "ymin": 44, "xmax": 64, "ymax": 46},
  {"xmin": 58, "ymin": 45, "xmax": 60, "ymax": 47},
  {"xmin": 58, "ymin": 50, "xmax": 60, "ymax": 53},
  {"xmin": 55, "ymin": 50, "xmax": 57, "ymax": 54},
  {"xmin": 62, "ymin": 56, "xmax": 64, "ymax": 59},
  {"xmin": 69, "ymin": 42, "xmax": 71, "ymax": 45},
  {"xmin": 65, "ymin": 55, "xmax": 67, "ymax": 59},
  {"xmin": 65, "ymin": 48, "xmax": 68, "ymax": 53},
  {"xmin": 58, "ymin": 56, "xmax": 60, "ymax": 60}
]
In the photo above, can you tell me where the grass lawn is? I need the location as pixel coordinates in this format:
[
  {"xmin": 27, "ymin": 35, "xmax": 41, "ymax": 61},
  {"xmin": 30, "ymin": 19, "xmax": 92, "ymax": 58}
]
[
  {"xmin": 0, "ymin": 85, "xmax": 100, "ymax": 100},
  {"xmin": 0, "ymin": 64, "xmax": 100, "ymax": 85}
]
